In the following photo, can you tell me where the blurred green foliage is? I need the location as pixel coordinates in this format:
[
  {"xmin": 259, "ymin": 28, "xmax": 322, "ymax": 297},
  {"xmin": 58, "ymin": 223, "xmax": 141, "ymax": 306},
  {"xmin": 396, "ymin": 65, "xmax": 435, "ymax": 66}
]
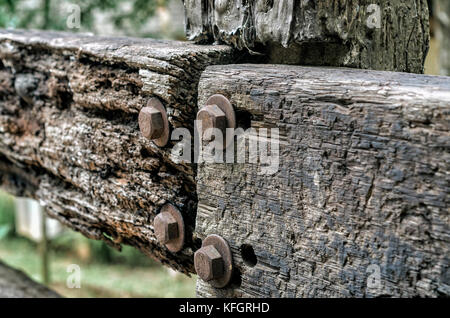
[
  {"xmin": 0, "ymin": 190, "xmax": 152, "ymax": 266},
  {"xmin": 0, "ymin": 190, "xmax": 15, "ymax": 239},
  {"xmin": 51, "ymin": 230, "xmax": 156, "ymax": 267},
  {"xmin": 0, "ymin": 0, "xmax": 167, "ymax": 37},
  {"xmin": 0, "ymin": 235, "xmax": 196, "ymax": 297}
]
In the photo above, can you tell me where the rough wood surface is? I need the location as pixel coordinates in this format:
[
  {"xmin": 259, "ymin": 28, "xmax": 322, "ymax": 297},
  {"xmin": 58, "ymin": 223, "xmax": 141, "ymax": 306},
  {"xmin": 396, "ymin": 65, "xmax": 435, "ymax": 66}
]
[
  {"xmin": 184, "ymin": 0, "xmax": 430, "ymax": 73},
  {"xmin": 0, "ymin": 29, "xmax": 237, "ymax": 274},
  {"xmin": 195, "ymin": 64, "xmax": 450, "ymax": 297},
  {"xmin": 0, "ymin": 260, "xmax": 61, "ymax": 298}
]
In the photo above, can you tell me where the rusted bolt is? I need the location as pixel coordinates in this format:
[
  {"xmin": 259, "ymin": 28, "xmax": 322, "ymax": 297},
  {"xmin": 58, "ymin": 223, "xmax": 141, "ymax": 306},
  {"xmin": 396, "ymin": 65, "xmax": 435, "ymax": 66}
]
[
  {"xmin": 154, "ymin": 212, "xmax": 178, "ymax": 244},
  {"xmin": 139, "ymin": 98, "xmax": 169, "ymax": 147},
  {"xmin": 139, "ymin": 106, "xmax": 164, "ymax": 139},
  {"xmin": 194, "ymin": 245, "xmax": 225, "ymax": 281},
  {"xmin": 194, "ymin": 234, "xmax": 233, "ymax": 288},
  {"xmin": 153, "ymin": 203, "xmax": 185, "ymax": 252},
  {"xmin": 196, "ymin": 94, "xmax": 236, "ymax": 149},
  {"xmin": 197, "ymin": 104, "xmax": 227, "ymax": 141}
]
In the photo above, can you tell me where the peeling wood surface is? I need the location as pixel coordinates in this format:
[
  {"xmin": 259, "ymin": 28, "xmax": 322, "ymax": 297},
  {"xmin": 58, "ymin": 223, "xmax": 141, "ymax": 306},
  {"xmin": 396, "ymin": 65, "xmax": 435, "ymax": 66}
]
[
  {"xmin": 0, "ymin": 30, "xmax": 237, "ymax": 274},
  {"xmin": 0, "ymin": 260, "xmax": 61, "ymax": 298},
  {"xmin": 195, "ymin": 64, "xmax": 450, "ymax": 297},
  {"xmin": 184, "ymin": 0, "xmax": 430, "ymax": 73}
]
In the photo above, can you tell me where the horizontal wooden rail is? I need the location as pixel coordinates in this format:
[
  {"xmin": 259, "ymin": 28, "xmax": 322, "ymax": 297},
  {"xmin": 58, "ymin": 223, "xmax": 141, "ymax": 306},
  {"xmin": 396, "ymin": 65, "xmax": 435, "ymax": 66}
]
[
  {"xmin": 195, "ymin": 64, "xmax": 450, "ymax": 297},
  {"xmin": 0, "ymin": 30, "xmax": 449, "ymax": 297},
  {"xmin": 0, "ymin": 30, "xmax": 236, "ymax": 274}
]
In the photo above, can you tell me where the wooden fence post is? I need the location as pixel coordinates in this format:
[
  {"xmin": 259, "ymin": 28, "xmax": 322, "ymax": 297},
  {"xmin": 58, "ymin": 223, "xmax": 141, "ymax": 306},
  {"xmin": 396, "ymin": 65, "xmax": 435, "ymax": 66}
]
[{"xmin": 184, "ymin": 0, "xmax": 430, "ymax": 73}]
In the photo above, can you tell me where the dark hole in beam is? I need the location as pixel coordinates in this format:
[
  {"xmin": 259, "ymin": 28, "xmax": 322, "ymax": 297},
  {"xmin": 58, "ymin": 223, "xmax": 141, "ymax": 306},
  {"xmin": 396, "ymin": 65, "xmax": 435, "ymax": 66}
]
[
  {"xmin": 240, "ymin": 244, "xmax": 257, "ymax": 267},
  {"xmin": 235, "ymin": 109, "xmax": 252, "ymax": 130}
]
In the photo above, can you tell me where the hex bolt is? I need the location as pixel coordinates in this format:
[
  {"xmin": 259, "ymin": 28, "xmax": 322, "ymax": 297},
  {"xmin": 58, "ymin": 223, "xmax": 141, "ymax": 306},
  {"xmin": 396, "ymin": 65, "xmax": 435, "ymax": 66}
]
[
  {"xmin": 194, "ymin": 245, "xmax": 225, "ymax": 282},
  {"xmin": 194, "ymin": 234, "xmax": 233, "ymax": 288},
  {"xmin": 154, "ymin": 212, "xmax": 179, "ymax": 244},
  {"xmin": 138, "ymin": 98, "xmax": 170, "ymax": 147},
  {"xmin": 197, "ymin": 94, "xmax": 236, "ymax": 150},
  {"xmin": 197, "ymin": 104, "xmax": 227, "ymax": 142},
  {"xmin": 153, "ymin": 203, "xmax": 185, "ymax": 252},
  {"xmin": 139, "ymin": 106, "xmax": 164, "ymax": 140}
]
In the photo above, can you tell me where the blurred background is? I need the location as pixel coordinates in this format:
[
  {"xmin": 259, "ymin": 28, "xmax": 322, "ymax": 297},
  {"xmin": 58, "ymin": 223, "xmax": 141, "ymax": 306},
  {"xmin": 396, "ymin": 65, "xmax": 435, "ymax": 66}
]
[
  {"xmin": 0, "ymin": 0, "xmax": 186, "ymax": 40},
  {"xmin": 0, "ymin": 192, "xmax": 196, "ymax": 297},
  {"xmin": 0, "ymin": 0, "xmax": 448, "ymax": 298},
  {"xmin": 0, "ymin": 191, "xmax": 196, "ymax": 297}
]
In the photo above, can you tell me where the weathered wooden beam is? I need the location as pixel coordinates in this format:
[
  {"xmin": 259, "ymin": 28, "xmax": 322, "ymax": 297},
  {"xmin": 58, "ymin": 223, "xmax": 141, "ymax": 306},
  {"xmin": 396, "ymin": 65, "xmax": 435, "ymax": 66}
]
[
  {"xmin": 1, "ymin": 29, "xmax": 448, "ymax": 298},
  {"xmin": 195, "ymin": 64, "xmax": 450, "ymax": 297},
  {"xmin": 0, "ymin": 29, "xmax": 237, "ymax": 274},
  {"xmin": 0, "ymin": 260, "xmax": 61, "ymax": 298},
  {"xmin": 184, "ymin": 0, "xmax": 430, "ymax": 73}
]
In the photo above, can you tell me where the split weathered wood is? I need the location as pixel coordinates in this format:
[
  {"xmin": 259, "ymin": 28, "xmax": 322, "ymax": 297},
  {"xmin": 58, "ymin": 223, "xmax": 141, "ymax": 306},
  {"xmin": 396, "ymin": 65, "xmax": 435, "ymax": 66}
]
[
  {"xmin": 184, "ymin": 0, "xmax": 430, "ymax": 73},
  {"xmin": 0, "ymin": 260, "xmax": 61, "ymax": 298},
  {"xmin": 195, "ymin": 64, "xmax": 450, "ymax": 297},
  {"xmin": 0, "ymin": 29, "xmax": 237, "ymax": 274}
]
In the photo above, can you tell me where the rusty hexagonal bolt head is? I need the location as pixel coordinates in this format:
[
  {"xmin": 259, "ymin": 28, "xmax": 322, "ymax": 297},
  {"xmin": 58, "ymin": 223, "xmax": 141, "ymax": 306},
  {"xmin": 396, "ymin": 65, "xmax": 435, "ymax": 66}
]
[
  {"xmin": 154, "ymin": 211, "xmax": 179, "ymax": 245},
  {"xmin": 197, "ymin": 104, "xmax": 227, "ymax": 142},
  {"xmin": 139, "ymin": 106, "xmax": 164, "ymax": 140},
  {"xmin": 194, "ymin": 245, "xmax": 225, "ymax": 282},
  {"xmin": 153, "ymin": 204, "xmax": 185, "ymax": 252},
  {"xmin": 195, "ymin": 234, "xmax": 233, "ymax": 288}
]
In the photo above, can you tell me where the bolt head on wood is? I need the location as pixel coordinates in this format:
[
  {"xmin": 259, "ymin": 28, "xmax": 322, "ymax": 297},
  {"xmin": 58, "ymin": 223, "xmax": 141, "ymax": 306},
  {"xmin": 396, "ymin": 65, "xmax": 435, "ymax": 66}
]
[
  {"xmin": 194, "ymin": 245, "xmax": 225, "ymax": 282},
  {"xmin": 197, "ymin": 104, "xmax": 227, "ymax": 141},
  {"xmin": 194, "ymin": 234, "xmax": 233, "ymax": 288},
  {"xmin": 139, "ymin": 106, "xmax": 164, "ymax": 140},
  {"xmin": 154, "ymin": 212, "xmax": 179, "ymax": 245},
  {"xmin": 153, "ymin": 204, "xmax": 185, "ymax": 252}
]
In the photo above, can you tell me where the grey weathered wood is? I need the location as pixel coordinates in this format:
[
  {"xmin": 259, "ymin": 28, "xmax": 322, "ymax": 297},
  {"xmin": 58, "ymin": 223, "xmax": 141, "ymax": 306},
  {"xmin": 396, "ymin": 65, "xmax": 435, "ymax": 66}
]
[
  {"xmin": 0, "ymin": 29, "xmax": 237, "ymax": 274},
  {"xmin": 0, "ymin": 260, "xmax": 61, "ymax": 298},
  {"xmin": 184, "ymin": 0, "xmax": 430, "ymax": 73},
  {"xmin": 1, "ymin": 29, "xmax": 449, "ymax": 298},
  {"xmin": 195, "ymin": 64, "xmax": 450, "ymax": 297}
]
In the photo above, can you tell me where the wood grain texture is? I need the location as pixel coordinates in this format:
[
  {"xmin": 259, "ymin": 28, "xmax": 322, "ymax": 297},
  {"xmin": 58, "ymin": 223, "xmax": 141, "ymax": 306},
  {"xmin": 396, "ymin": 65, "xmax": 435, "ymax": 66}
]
[
  {"xmin": 195, "ymin": 64, "xmax": 450, "ymax": 297},
  {"xmin": 184, "ymin": 0, "xmax": 430, "ymax": 73},
  {"xmin": 0, "ymin": 29, "xmax": 237, "ymax": 274},
  {"xmin": 0, "ymin": 260, "xmax": 61, "ymax": 298}
]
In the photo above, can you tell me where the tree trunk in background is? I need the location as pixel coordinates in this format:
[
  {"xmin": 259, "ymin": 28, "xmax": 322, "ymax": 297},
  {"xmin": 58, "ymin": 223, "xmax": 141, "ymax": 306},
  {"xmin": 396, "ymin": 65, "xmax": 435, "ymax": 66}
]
[
  {"xmin": 435, "ymin": 0, "xmax": 450, "ymax": 75},
  {"xmin": 184, "ymin": 0, "xmax": 430, "ymax": 73}
]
